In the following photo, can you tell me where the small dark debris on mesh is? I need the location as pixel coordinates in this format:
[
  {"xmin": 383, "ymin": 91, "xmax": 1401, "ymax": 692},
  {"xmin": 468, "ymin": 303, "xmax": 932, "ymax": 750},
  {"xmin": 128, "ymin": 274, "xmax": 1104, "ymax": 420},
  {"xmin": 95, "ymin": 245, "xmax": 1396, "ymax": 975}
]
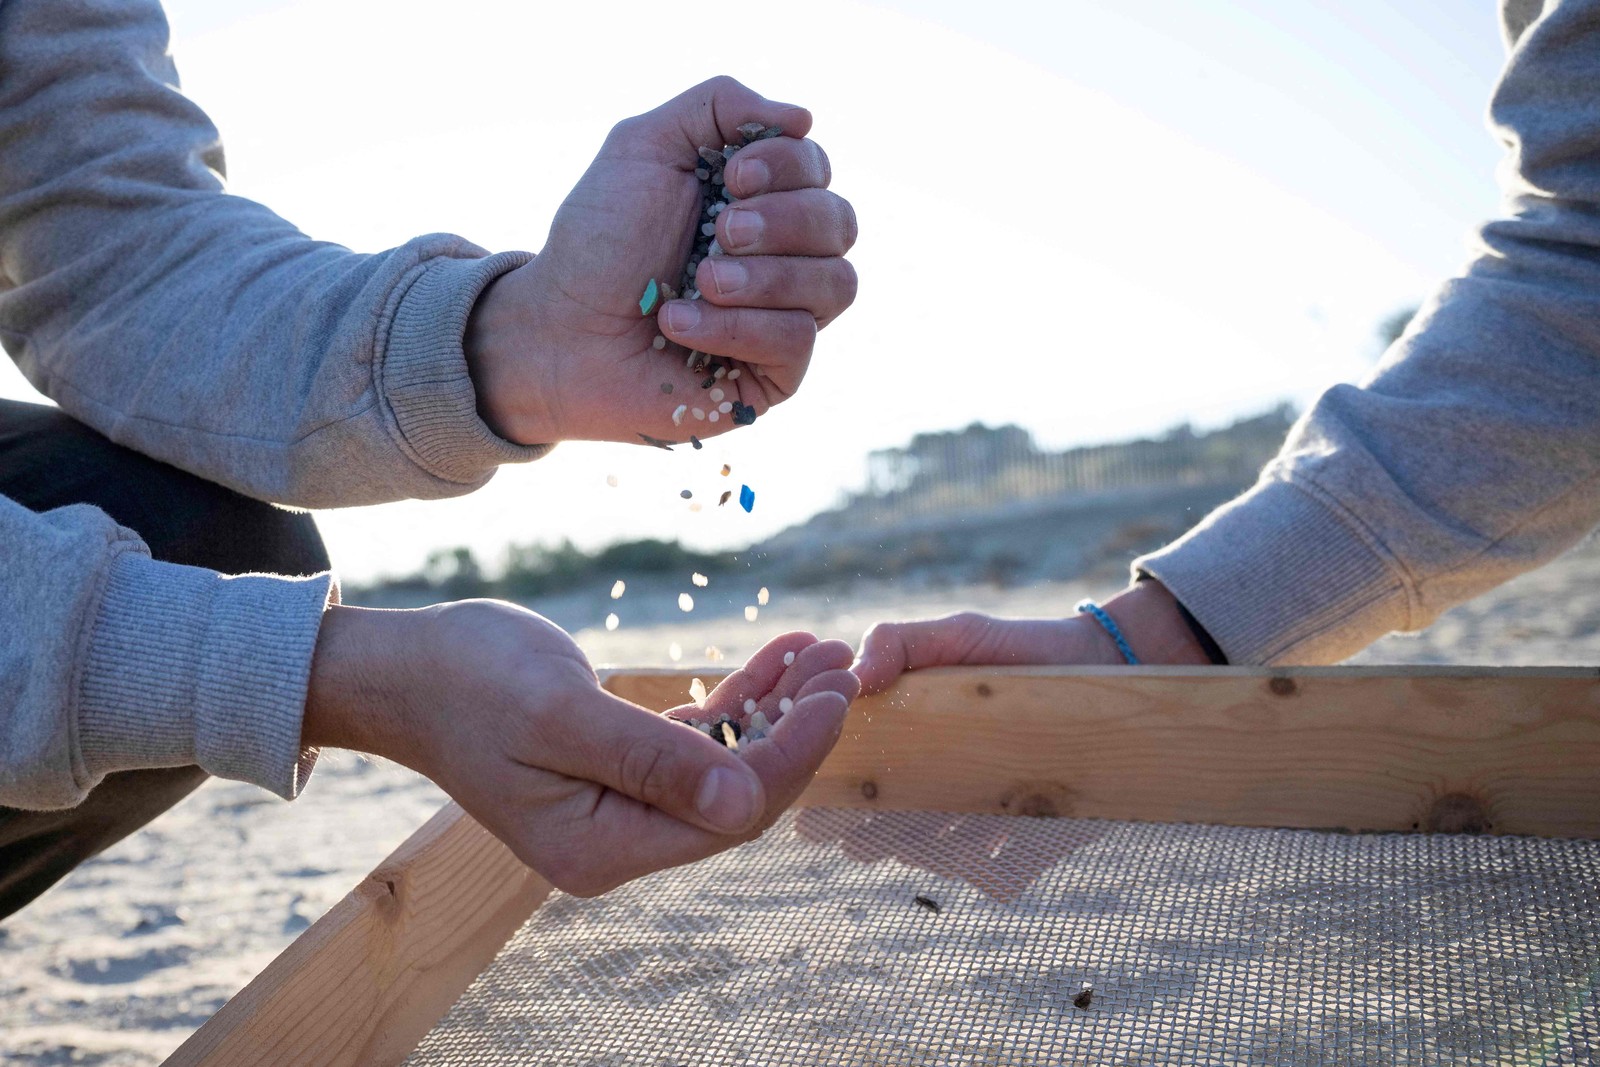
[
  {"xmin": 1073, "ymin": 986, "xmax": 1094, "ymax": 1010},
  {"xmin": 718, "ymin": 490, "xmax": 732, "ymax": 507},
  {"xmin": 637, "ymin": 433, "xmax": 675, "ymax": 450},
  {"xmin": 913, "ymin": 894, "xmax": 940, "ymax": 914},
  {"xmin": 731, "ymin": 401, "xmax": 757, "ymax": 426},
  {"xmin": 690, "ymin": 436, "xmax": 703, "ymax": 450}
]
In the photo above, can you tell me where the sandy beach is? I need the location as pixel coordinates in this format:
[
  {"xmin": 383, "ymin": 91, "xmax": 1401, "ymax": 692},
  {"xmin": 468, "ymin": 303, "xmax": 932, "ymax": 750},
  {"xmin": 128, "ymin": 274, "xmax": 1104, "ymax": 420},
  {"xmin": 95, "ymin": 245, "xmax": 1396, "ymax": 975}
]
[{"xmin": 2, "ymin": 534, "xmax": 1597, "ymax": 1065}]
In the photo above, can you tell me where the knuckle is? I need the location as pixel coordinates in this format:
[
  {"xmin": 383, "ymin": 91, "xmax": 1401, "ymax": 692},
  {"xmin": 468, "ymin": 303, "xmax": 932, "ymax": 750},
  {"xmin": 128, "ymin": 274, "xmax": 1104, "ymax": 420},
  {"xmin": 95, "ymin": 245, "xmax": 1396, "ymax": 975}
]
[
  {"xmin": 617, "ymin": 736, "xmax": 677, "ymax": 808},
  {"xmin": 833, "ymin": 259, "xmax": 860, "ymax": 308},
  {"xmin": 814, "ymin": 142, "xmax": 833, "ymax": 188}
]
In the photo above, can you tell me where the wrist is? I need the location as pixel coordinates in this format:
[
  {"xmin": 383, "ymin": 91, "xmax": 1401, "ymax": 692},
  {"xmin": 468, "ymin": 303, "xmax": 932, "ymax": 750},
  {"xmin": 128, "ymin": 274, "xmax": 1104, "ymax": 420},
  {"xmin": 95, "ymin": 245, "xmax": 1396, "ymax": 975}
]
[
  {"xmin": 302, "ymin": 605, "xmax": 428, "ymax": 762},
  {"xmin": 1097, "ymin": 580, "xmax": 1213, "ymax": 666},
  {"xmin": 462, "ymin": 267, "xmax": 561, "ymax": 446}
]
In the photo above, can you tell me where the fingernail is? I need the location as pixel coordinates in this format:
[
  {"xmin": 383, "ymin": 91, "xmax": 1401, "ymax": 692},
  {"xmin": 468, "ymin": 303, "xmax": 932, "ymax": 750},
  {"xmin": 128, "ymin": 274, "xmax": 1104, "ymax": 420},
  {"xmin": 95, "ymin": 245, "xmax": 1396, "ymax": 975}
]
[
  {"xmin": 696, "ymin": 765, "xmax": 760, "ymax": 833},
  {"xmin": 707, "ymin": 258, "xmax": 749, "ymax": 296},
  {"xmin": 733, "ymin": 157, "xmax": 770, "ymax": 195},
  {"xmin": 663, "ymin": 301, "xmax": 701, "ymax": 332},
  {"xmin": 722, "ymin": 208, "xmax": 764, "ymax": 251}
]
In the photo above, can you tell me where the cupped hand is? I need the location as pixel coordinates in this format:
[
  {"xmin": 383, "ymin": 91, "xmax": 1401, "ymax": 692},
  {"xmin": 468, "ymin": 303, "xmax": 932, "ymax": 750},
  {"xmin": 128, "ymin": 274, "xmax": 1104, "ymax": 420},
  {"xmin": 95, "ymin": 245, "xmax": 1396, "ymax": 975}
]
[
  {"xmin": 305, "ymin": 602, "xmax": 860, "ymax": 896},
  {"xmin": 465, "ymin": 76, "xmax": 858, "ymax": 448}
]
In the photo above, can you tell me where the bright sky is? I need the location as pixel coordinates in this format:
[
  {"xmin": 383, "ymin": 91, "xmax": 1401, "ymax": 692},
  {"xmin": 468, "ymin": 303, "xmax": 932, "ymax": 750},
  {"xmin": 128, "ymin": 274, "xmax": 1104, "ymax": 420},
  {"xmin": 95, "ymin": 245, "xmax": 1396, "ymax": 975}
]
[{"xmin": 0, "ymin": 0, "xmax": 1509, "ymax": 582}]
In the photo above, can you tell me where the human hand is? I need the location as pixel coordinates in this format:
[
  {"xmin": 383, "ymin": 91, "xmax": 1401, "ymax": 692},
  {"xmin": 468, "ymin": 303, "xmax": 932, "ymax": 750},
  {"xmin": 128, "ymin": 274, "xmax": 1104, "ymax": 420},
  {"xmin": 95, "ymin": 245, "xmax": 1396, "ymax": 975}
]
[
  {"xmin": 303, "ymin": 602, "xmax": 860, "ymax": 896},
  {"xmin": 851, "ymin": 580, "xmax": 1213, "ymax": 695},
  {"xmin": 465, "ymin": 76, "xmax": 858, "ymax": 448}
]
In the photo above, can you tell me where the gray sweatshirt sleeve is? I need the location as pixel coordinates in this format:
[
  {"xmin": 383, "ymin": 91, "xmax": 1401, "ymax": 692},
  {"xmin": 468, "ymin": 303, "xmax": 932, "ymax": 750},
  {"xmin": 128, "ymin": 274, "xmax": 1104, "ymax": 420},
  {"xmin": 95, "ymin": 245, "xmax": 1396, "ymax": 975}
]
[
  {"xmin": 0, "ymin": 0, "xmax": 548, "ymax": 508},
  {"xmin": 1135, "ymin": 0, "xmax": 1600, "ymax": 665},
  {"xmin": 0, "ymin": 494, "xmax": 334, "ymax": 809}
]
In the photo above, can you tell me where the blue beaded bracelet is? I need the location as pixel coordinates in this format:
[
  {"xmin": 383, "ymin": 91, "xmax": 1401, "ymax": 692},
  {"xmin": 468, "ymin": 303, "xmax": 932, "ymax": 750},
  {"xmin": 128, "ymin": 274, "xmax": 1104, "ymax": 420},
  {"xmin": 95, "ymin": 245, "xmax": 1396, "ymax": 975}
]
[{"xmin": 1076, "ymin": 599, "xmax": 1141, "ymax": 665}]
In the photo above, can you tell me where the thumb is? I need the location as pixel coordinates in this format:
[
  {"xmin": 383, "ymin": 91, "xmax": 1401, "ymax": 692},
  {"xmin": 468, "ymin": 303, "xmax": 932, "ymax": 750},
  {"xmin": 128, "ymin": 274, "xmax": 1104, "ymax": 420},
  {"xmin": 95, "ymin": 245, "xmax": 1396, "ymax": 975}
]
[
  {"xmin": 641, "ymin": 75, "xmax": 813, "ymax": 155},
  {"xmin": 546, "ymin": 689, "xmax": 766, "ymax": 836}
]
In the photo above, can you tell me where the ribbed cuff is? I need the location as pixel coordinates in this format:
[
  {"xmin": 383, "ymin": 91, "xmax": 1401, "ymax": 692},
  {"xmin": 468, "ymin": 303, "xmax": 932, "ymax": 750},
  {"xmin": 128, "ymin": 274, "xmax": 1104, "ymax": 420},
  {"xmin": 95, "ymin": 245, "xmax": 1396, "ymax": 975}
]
[
  {"xmin": 76, "ymin": 551, "xmax": 335, "ymax": 799},
  {"xmin": 1133, "ymin": 476, "xmax": 1413, "ymax": 666},
  {"xmin": 380, "ymin": 249, "xmax": 551, "ymax": 483}
]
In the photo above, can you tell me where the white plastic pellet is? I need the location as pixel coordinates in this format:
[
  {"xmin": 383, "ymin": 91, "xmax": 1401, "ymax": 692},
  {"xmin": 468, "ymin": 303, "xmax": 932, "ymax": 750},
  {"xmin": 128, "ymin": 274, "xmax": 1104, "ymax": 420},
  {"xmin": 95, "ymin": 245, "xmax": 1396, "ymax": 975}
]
[
  {"xmin": 708, "ymin": 411, "xmax": 720, "ymax": 423},
  {"xmin": 692, "ymin": 572, "xmax": 709, "ymax": 587},
  {"xmin": 710, "ymin": 387, "xmax": 725, "ymax": 402},
  {"xmin": 713, "ymin": 365, "xmax": 727, "ymax": 380},
  {"xmin": 743, "ymin": 698, "xmax": 757, "ymax": 715},
  {"xmin": 744, "ymin": 605, "xmax": 759, "ymax": 622},
  {"xmin": 652, "ymin": 335, "xmax": 667, "ymax": 350},
  {"xmin": 689, "ymin": 677, "xmax": 708, "ymax": 704},
  {"xmin": 689, "ymin": 502, "xmax": 702, "ymax": 512},
  {"xmin": 606, "ymin": 474, "xmax": 619, "ymax": 487},
  {"xmin": 778, "ymin": 697, "xmax": 794, "ymax": 714},
  {"xmin": 668, "ymin": 642, "xmax": 683, "ymax": 662},
  {"xmin": 692, "ymin": 408, "xmax": 707, "ymax": 421},
  {"xmin": 604, "ymin": 613, "xmax": 619, "ymax": 631},
  {"xmin": 671, "ymin": 404, "xmax": 687, "ymax": 426},
  {"xmin": 610, "ymin": 580, "xmax": 625, "ymax": 599},
  {"xmin": 678, "ymin": 592, "xmax": 695, "ymax": 612},
  {"xmin": 758, "ymin": 587, "xmax": 771, "ymax": 606},
  {"xmin": 728, "ymin": 368, "xmax": 742, "ymax": 380},
  {"xmin": 705, "ymin": 645, "xmax": 724, "ymax": 662},
  {"xmin": 718, "ymin": 401, "xmax": 733, "ymax": 414},
  {"xmin": 750, "ymin": 711, "xmax": 771, "ymax": 733},
  {"xmin": 783, "ymin": 651, "xmax": 795, "ymax": 666}
]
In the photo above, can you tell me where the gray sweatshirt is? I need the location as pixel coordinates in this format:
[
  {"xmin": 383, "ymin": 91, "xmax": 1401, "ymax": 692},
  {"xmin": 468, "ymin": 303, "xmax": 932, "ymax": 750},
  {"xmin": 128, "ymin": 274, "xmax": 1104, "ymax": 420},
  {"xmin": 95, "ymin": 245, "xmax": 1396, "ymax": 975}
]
[
  {"xmin": 0, "ymin": 0, "xmax": 544, "ymax": 809},
  {"xmin": 1137, "ymin": 0, "xmax": 1600, "ymax": 666}
]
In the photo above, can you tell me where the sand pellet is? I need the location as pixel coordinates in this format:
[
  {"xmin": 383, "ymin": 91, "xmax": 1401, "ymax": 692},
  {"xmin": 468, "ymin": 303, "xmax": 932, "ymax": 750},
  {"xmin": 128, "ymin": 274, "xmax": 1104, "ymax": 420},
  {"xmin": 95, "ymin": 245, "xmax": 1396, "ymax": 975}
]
[
  {"xmin": 744, "ymin": 606, "xmax": 759, "ymax": 622},
  {"xmin": 610, "ymin": 580, "xmax": 625, "ymax": 599},
  {"xmin": 678, "ymin": 593, "xmax": 695, "ymax": 612}
]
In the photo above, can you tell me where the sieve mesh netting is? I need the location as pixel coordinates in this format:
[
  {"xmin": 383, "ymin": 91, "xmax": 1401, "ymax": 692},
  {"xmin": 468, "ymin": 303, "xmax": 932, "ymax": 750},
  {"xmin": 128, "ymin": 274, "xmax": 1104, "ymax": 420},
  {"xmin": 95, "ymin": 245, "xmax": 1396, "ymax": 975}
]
[{"xmin": 406, "ymin": 810, "xmax": 1600, "ymax": 1066}]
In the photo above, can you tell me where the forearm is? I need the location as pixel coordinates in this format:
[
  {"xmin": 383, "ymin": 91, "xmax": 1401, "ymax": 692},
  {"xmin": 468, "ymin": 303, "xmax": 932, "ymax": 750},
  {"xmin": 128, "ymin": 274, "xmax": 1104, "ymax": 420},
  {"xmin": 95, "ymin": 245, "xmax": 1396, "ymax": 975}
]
[
  {"xmin": 0, "ymin": 0, "xmax": 545, "ymax": 507},
  {"xmin": 1137, "ymin": 3, "xmax": 1600, "ymax": 665}
]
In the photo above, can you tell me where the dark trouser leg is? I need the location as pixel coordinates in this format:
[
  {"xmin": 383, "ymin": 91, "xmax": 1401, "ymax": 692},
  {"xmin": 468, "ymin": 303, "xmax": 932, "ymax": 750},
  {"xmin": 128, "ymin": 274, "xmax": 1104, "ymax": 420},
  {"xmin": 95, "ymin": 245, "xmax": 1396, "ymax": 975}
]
[{"xmin": 0, "ymin": 399, "xmax": 330, "ymax": 920}]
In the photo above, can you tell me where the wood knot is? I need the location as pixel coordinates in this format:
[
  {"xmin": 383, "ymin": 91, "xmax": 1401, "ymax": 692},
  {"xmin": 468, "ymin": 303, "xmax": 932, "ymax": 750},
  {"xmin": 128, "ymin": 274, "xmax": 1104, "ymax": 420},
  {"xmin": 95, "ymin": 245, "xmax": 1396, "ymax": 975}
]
[
  {"xmin": 976, "ymin": 683, "xmax": 994, "ymax": 698},
  {"xmin": 1426, "ymin": 792, "xmax": 1492, "ymax": 835},
  {"xmin": 860, "ymin": 780, "xmax": 879, "ymax": 800},
  {"xmin": 1267, "ymin": 676, "xmax": 1298, "ymax": 697},
  {"xmin": 1001, "ymin": 792, "xmax": 1062, "ymax": 818}
]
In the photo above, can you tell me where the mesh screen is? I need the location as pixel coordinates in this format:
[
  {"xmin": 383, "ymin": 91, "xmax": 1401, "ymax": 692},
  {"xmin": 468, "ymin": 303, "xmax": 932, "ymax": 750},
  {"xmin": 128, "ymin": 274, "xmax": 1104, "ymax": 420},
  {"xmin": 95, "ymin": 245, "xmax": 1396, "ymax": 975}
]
[{"xmin": 406, "ymin": 811, "xmax": 1600, "ymax": 1066}]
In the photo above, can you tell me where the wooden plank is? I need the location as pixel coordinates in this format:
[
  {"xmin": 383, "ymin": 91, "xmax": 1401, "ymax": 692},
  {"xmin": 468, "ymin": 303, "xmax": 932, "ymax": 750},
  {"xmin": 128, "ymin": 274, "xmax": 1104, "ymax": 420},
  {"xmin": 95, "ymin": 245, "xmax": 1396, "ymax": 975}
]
[
  {"xmin": 163, "ymin": 802, "xmax": 550, "ymax": 1067},
  {"xmin": 604, "ymin": 666, "xmax": 1600, "ymax": 838}
]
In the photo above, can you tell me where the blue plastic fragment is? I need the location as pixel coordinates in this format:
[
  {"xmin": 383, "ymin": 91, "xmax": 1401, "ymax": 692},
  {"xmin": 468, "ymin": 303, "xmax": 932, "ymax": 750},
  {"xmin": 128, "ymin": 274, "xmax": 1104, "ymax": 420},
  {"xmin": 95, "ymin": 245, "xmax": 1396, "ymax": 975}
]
[
  {"xmin": 639, "ymin": 278, "xmax": 660, "ymax": 317},
  {"xmin": 739, "ymin": 485, "xmax": 755, "ymax": 513}
]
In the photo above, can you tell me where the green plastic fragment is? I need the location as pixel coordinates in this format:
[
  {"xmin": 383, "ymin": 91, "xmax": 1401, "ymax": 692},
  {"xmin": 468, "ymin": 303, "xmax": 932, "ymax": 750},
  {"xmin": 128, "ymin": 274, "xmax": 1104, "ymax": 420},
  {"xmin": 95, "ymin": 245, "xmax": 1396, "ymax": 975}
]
[{"xmin": 639, "ymin": 278, "xmax": 660, "ymax": 317}]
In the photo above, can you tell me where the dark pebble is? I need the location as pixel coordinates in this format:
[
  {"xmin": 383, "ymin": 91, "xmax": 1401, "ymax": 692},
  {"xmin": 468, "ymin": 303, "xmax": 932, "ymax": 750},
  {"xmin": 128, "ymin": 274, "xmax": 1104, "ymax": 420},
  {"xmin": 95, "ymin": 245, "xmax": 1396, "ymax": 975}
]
[
  {"xmin": 1073, "ymin": 986, "xmax": 1095, "ymax": 1010},
  {"xmin": 637, "ymin": 433, "xmax": 675, "ymax": 451},
  {"xmin": 690, "ymin": 436, "xmax": 703, "ymax": 450},
  {"xmin": 701, "ymin": 375, "xmax": 717, "ymax": 389},
  {"xmin": 719, "ymin": 490, "xmax": 732, "ymax": 506},
  {"xmin": 731, "ymin": 401, "xmax": 757, "ymax": 426}
]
